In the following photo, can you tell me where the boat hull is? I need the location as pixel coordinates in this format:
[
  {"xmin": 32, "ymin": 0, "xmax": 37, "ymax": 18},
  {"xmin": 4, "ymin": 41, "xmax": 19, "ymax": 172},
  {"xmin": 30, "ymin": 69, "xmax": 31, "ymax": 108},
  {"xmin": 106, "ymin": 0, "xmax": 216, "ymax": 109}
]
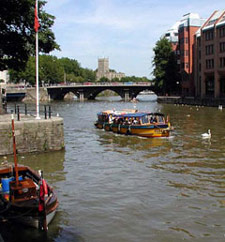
[
  {"xmin": 11, "ymin": 206, "xmax": 57, "ymax": 229},
  {"xmin": 95, "ymin": 122, "xmax": 104, "ymax": 129},
  {"xmin": 112, "ymin": 124, "xmax": 170, "ymax": 138},
  {"xmin": 104, "ymin": 123, "xmax": 113, "ymax": 131},
  {"xmin": 0, "ymin": 165, "xmax": 58, "ymax": 230}
]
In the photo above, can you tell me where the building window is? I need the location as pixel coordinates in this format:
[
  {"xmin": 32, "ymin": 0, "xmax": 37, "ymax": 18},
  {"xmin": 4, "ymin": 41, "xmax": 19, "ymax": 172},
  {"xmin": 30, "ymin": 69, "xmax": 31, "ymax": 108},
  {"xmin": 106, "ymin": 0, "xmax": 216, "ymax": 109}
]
[
  {"xmin": 205, "ymin": 31, "xmax": 214, "ymax": 41},
  {"xmin": 219, "ymin": 42, "xmax": 225, "ymax": 52},
  {"xmin": 199, "ymin": 63, "xmax": 201, "ymax": 71},
  {"xmin": 185, "ymin": 50, "xmax": 189, "ymax": 56},
  {"xmin": 199, "ymin": 51, "xmax": 201, "ymax": 59},
  {"xmin": 206, "ymin": 59, "xmax": 214, "ymax": 69},
  {"xmin": 205, "ymin": 45, "xmax": 214, "ymax": 55},
  {"xmin": 185, "ymin": 37, "xmax": 188, "ymax": 44},
  {"xmin": 219, "ymin": 27, "xmax": 225, "ymax": 38},
  {"xmin": 185, "ymin": 63, "xmax": 189, "ymax": 68},
  {"xmin": 206, "ymin": 78, "xmax": 214, "ymax": 96},
  {"xmin": 219, "ymin": 57, "xmax": 225, "ymax": 68}
]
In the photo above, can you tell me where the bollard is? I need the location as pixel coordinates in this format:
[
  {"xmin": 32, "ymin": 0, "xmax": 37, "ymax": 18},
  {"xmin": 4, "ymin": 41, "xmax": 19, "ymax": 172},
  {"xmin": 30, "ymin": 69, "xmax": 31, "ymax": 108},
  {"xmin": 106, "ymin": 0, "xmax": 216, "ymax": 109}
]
[
  {"xmin": 48, "ymin": 106, "xmax": 51, "ymax": 119},
  {"xmin": 25, "ymin": 104, "xmax": 27, "ymax": 115},
  {"xmin": 44, "ymin": 105, "xmax": 47, "ymax": 119},
  {"xmin": 17, "ymin": 105, "xmax": 20, "ymax": 121},
  {"xmin": 14, "ymin": 104, "xmax": 17, "ymax": 114}
]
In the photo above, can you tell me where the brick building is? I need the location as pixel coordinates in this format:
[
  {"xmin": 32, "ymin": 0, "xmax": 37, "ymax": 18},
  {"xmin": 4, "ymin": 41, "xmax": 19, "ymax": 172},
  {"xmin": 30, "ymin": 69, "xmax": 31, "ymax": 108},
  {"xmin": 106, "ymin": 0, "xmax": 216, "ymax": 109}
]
[
  {"xmin": 178, "ymin": 13, "xmax": 205, "ymax": 96},
  {"xmin": 164, "ymin": 13, "xmax": 205, "ymax": 96},
  {"xmin": 194, "ymin": 10, "xmax": 225, "ymax": 98}
]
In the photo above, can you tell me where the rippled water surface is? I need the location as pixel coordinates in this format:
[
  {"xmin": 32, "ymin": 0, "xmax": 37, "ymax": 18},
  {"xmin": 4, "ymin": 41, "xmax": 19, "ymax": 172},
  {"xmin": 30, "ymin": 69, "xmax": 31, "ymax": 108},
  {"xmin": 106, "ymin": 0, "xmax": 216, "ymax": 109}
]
[{"xmin": 1, "ymin": 95, "xmax": 225, "ymax": 242}]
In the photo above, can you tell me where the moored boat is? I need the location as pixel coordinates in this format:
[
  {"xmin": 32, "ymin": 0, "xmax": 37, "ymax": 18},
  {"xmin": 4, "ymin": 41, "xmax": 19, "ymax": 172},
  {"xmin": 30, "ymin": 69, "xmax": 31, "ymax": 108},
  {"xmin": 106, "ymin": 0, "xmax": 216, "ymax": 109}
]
[
  {"xmin": 0, "ymin": 164, "xmax": 58, "ymax": 229},
  {"xmin": 0, "ymin": 115, "xmax": 58, "ymax": 231}
]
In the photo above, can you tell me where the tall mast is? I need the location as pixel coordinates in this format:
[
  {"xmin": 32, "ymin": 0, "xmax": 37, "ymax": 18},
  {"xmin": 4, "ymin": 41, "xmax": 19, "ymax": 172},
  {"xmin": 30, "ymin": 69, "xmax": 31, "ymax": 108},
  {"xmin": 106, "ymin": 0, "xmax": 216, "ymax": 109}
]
[
  {"xmin": 11, "ymin": 114, "xmax": 19, "ymax": 185},
  {"xmin": 35, "ymin": 0, "xmax": 40, "ymax": 119}
]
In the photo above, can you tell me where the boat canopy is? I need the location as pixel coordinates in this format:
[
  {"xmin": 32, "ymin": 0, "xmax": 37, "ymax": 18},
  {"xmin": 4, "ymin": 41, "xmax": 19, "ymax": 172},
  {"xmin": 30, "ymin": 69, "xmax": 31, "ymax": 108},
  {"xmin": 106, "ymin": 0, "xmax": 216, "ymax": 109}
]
[{"xmin": 115, "ymin": 112, "xmax": 165, "ymax": 118}]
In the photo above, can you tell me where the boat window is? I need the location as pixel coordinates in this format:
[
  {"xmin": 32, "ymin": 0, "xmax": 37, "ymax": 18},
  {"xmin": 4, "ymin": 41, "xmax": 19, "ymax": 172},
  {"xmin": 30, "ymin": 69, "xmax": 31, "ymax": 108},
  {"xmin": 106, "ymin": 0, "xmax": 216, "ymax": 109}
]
[
  {"xmin": 142, "ymin": 115, "xmax": 149, "ymax": 124},
  {"xmin": 157, "ymin": 116, "xmax": 164, "ymax": 123}
]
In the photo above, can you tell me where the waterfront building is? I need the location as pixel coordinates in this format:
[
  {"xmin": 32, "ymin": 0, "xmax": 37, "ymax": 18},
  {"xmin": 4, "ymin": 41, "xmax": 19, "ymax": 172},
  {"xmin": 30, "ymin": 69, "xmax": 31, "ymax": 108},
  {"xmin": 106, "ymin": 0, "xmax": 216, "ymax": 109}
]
[
  {"xmin": 0, "ymin": 70, "xmax": 9, "ymax": 88},
  {"xmin": 96, "ymin": 58, "xmax": 125, "ymax": 81},
  {"xmin": 194, "ymin": 10, "xmax": 225, "ymax": 98},
  {"xmin": 178, "ymin": 13, "xmax": 205, "ymax": 96},
  {"xmin": 164, "ymin": 21, "xmax": 180, "ymax": 52},
  {"xmin": 164, "ymin": 13, "xmax": 205, "ymax": 96},
  {"xmin": 165, "ymin": 11, "xmax": 225, "ymax": 99}
]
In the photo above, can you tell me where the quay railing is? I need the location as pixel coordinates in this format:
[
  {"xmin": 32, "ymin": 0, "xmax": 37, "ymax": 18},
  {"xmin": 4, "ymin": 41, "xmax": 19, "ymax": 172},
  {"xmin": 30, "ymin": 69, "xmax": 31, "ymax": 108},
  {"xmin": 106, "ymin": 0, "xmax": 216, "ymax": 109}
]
[{"xmin": 6, "ymin": 104, "xmax": 54, "ymax": 121}]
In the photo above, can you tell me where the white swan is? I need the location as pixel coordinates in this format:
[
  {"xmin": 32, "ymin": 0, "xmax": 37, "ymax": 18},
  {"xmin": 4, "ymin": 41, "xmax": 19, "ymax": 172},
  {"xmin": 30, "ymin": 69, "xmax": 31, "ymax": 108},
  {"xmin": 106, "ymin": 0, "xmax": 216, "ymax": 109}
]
[{"xmin": 201, "ymin": 129, "xmax": 211, "ymax": 138}]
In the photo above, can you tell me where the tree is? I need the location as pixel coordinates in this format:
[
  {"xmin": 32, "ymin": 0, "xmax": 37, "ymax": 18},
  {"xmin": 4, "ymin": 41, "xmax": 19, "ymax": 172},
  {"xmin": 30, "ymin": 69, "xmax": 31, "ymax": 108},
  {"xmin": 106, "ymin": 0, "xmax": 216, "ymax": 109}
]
[
  {"xmin": 81, "ymin": 68, "xmax": 96, "ymax": 82},
  {"xmin": 99, "ymin": 77, "xmax": 109, "ymax": 82},
  {"xmin": 9, "ymin": 55, "xmax": 96, "ymax": 85},
  {"xmin": 0, "ymin": 0, "xmax": 59, "ymax": 71},
  {"xmin": 152, "ymin": 37, "xmax": 180, "ymax": 95},
  {"xmin": 59, "ymin": 58, "xmax": 81, "ymax": 77}
]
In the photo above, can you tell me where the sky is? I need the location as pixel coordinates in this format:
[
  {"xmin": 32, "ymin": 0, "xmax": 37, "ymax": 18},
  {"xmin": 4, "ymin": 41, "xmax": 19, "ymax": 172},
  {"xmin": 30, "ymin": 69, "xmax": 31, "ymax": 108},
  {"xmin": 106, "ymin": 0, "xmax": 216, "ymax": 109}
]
[{"xmin": 44, "ymin": 0, "xmax": 225, "ymax": 78}]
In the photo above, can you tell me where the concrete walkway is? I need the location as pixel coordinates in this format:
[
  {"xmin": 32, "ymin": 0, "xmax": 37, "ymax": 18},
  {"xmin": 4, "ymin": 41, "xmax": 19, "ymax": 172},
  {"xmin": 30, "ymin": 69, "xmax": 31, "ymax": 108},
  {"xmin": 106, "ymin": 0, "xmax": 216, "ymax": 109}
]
[{"xmin": 0, "ymin": 113, "xmax": 61, "ymax": 123}]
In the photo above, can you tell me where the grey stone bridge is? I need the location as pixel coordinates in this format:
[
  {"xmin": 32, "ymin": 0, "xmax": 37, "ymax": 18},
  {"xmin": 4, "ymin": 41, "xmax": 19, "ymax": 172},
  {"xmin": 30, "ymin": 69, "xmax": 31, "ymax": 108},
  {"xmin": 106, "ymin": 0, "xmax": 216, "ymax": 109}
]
[{"xmin": 46, "ymin": 83, "xmax": 157, "ymax": 101}]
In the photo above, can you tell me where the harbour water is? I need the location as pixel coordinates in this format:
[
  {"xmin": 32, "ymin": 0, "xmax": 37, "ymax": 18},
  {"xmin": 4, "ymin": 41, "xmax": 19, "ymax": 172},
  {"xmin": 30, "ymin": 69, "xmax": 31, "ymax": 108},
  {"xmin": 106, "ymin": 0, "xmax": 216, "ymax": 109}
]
[{"xmin": 1, "ymin": 95, "xmax": 225, "ymax": 242}]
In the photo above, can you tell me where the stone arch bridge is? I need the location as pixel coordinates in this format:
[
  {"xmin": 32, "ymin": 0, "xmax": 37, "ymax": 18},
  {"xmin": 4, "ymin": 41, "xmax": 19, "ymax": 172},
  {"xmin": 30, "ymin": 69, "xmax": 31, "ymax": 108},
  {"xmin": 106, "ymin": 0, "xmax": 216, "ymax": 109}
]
[{"xmin": 47, "ymin": 83, "xmax": 157, "ymax": 101}]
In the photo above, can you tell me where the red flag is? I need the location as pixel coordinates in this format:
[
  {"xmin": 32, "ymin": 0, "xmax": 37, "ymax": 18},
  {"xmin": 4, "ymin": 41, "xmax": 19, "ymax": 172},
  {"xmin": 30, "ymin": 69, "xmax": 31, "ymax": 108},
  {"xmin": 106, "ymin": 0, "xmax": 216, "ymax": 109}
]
[{"xmin": 34, "ymin": 4, "xmax": 40, "ymax": 32}]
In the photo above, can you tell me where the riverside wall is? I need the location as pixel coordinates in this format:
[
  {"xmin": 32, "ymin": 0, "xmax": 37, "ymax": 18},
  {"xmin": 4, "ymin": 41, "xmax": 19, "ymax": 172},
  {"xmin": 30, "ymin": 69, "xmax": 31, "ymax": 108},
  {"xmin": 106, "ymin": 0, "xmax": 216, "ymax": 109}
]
[
  {"xmin": 0, "ymin": 114, "xmax": 64, "ymax": 156},
  {"xmin": 157, "ymin": 96, "xmax": 225, "ymax": 107}
]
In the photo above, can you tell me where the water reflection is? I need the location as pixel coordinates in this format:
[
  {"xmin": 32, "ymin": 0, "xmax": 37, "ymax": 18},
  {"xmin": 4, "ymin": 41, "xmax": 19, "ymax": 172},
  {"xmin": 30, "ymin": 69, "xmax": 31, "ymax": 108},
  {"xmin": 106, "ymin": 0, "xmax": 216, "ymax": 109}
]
[
  {"xmin": 97, "ymin": 131, "xmax": 173, "ymax": 154},
  {"xmin": 0, "ymin": 150, "xmax": 66, "ymax": 183}
]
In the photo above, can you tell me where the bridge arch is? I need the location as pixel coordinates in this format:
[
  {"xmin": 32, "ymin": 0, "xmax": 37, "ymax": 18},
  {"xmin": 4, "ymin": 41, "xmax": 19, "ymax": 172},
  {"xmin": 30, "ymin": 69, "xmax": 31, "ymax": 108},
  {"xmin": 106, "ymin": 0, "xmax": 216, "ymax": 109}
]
[{"xmin": 86, "ymin": 87, "xmax": 124, "ymax": 100}]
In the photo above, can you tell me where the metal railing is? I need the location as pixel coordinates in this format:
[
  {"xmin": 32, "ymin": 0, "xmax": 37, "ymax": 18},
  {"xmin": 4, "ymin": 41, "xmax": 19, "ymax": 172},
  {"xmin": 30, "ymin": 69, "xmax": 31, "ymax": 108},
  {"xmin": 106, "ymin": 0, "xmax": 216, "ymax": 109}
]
[{"xmin": 7, "ymin": 104, "xmax": 53, "ymax": 121}]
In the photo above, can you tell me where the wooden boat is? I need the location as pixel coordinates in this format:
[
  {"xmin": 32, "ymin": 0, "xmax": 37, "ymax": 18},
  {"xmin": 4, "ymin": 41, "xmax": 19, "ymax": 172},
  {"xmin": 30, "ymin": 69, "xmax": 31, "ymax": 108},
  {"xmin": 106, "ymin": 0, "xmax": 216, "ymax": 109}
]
[
  {"xmin": 94, "ymin": 109, "xmax": 137, "ymax": 130},
  {"xmin": 111, "ymin": 112, "xmax": 172, "ymax": 138},
  {"xmin": 0, "ymin": 115, "xmax": 58, "ymax": 231},
  {"xmin": 94, "ymin": 110, "xmax": 113, "ymax": 129}
]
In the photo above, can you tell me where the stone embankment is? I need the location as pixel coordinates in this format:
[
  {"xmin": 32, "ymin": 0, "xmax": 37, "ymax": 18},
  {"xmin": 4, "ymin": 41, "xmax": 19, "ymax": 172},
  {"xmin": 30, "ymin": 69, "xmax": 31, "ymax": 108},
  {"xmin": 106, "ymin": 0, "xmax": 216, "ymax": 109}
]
[
  {"xmin": 22, "ymin": 88, "xmax": 50, "ymax": 102},
  {"xmin": 0, "ymin": 114, "xmax": 64, "ymax": 156}
]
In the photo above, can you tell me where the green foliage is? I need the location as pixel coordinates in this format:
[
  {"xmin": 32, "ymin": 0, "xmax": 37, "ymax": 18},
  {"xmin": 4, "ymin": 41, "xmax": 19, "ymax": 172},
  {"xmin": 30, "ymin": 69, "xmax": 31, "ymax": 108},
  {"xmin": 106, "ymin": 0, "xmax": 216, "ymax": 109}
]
[
  {"xmin": 120, "ymin": 76, "xmax": 152, "ymax": 83},
  {"xmin": 99, "ymin": 77, "xmax": 110, "ymax": 82},
  {"xmin": 152, "ymin": 37, "xmax": 180, "ymax": 95},
  {"xmin": 81, "ymin": 68, "xmax": 96, "ymax": 82},
  {"xmin": 9, "ymin": 55, "xmax": 96, "ymax": 85},
  {"xmin": 0, "ymin": 0, "xmax": 59, "ymax": 71},
  {"xmin": 111, "ymin": 77, "xmax": 120, "ymax": 82}
]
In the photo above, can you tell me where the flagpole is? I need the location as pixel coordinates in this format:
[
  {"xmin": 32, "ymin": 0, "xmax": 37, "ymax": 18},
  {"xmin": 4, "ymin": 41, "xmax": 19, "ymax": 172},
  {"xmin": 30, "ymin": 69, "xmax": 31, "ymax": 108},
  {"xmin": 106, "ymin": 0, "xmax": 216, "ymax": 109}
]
[{"xmin": 35, "ymin": 0, "xmax": 40, "ymax": 119}]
